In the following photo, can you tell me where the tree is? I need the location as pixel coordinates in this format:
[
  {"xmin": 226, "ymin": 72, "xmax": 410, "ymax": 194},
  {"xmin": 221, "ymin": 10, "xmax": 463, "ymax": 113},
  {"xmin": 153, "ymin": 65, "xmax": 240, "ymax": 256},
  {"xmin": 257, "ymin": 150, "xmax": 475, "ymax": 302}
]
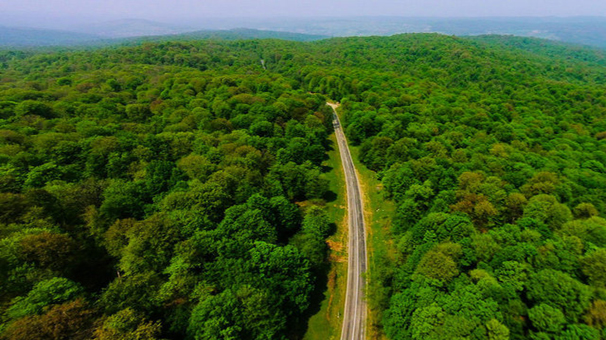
[
  {"xmin": 24, "ymin": 162, "xmax": 61, "ymax": 188},
  {"xmin": 486, "ymin": 319, "xmax": 510, "ymax": 340},
  {"xmin": 100, "ymin": 180, "xmax": 147, "ymax": 220},
  {"xmin": 521, "ymin": 171, "xmax": 558, "ymax": 196},
  {"xmin": 528, "ymin": 304, "xmax": 566, "ymax": 333},
  {"xmin": 3, "ymin": 299, "xmax": 95, "ymax": 340},
  {"xmin": 247, "ymin": 242, "xmax": 313, "ymax": 315},
  {"xmin": 410, "ymin": 303, "xmax": 446, "ymax": 340},
  {"xmin": 526, "ymin": 269, "xmax": 591, "ymax": 322},
  {"xmin": 118, "ymin": 214, "xmax": 181, "ymax": 275},
  {"xmin": 290, "ymin": 232, "xmax": 327, "ymax": 266},
  {"xmin": 494, "ymin": 261, "xmax": 529, "ymax": 292},
  {"xmin": 384, "ymin": 290, "xmax": 417, "ymax": 340},
  {"xmin": 302, "ymin": 206, "xmax": 332, "ymax": 239},
  {"xmin": 14, "ymin": 100, "xmax": 54, "ymax": 118},
  {"xmin": 125, "ymin": 104, "xmax": 151, "ymax": 122},
  {"xmin": 18, "ymin": 232, "xmax": 77, "ymax": 272},
  {"xmin": 93, "ymin": 308, "xmax": 162, "ymax": 340},
  {"xmin": 584, "ymin": 300, "xmax": 606, "ymax": 329},
  {"xmin": 176, "ymin": 154, "xmax": 215, "ymax": 182},
  {"xmin": 573, "ymin": 203, "xmax": 599, "ymax": 219},
  {"xmin": 580, "ymin": 249, "xmax": 606, "ymax": 289},
  {"xmin": 187, "ymin": 289, "xmax": 243, "ymax": 340},
  {"xmin": 188, "ymin": 286, "xmax": 286, "ymax": 340},
  {"xmin": 556, "ymin": 324, "xmax": 600, "ymax": 340},
  {"xmin": 0, "ymin": 193, "xmax": 27, "ymax": 224},
  {"xmin": 269, "ymin": 196, "xmax": 301, "ymax": 238},
  {"xmin": 414, "ymin": 243, "xmax": 461, "ymax": 285},
  {"xmin": 523, "ymin": 195, "xmax": 573, "ymax": 229},
  {"xmin": 7, "ymin": 277, "xmax": 84, "ymax": 319},
  {"xmin": 99, "ymin": 272, "xmax": 161, "ymax": 315}
]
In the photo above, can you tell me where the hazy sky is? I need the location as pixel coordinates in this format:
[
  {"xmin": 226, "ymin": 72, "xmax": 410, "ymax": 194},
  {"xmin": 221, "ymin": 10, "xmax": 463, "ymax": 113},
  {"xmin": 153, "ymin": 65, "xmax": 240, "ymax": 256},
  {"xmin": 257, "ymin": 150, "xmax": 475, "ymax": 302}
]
[{"xmin": 2, "ymin": 0, "xmax": 606, "ymax": 23}]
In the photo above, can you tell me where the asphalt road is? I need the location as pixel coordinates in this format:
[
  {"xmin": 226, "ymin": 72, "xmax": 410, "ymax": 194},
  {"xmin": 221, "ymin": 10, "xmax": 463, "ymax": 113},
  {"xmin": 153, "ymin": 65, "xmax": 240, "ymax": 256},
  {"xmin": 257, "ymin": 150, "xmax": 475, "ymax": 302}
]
[{"xmin": 328, "ymin": 103, "xmax": 367, "ymax": 340}]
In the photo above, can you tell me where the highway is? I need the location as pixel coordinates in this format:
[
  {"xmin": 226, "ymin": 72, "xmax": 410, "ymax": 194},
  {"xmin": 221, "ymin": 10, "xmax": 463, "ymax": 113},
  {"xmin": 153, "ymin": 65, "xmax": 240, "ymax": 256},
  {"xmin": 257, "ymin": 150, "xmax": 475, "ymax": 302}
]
[{"xmin": 328, "ymin": 102, "xmax": 367, "ymax": 340}]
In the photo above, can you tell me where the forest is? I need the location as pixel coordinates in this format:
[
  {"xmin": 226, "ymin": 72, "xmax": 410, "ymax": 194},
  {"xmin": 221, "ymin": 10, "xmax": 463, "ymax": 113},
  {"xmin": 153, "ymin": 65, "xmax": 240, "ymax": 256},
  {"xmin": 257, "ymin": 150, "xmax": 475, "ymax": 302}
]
[{"xmin": 1, "ymin": 33, "xmax": 606, "ymax": 339}]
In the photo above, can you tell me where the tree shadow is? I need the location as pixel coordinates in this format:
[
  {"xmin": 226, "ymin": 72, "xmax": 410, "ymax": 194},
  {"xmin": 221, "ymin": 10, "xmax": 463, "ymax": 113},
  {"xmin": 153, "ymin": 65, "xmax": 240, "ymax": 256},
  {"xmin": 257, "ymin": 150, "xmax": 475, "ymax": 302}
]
[
  {"xmin": 327, "ymin": 222, "xmax": 338, "ymax": 236},
  {"xmin": 291, "ymin": 257, "xmax": 332, "ymax": 340},
  {"xmin": 325, "ymin": 138, "xmax": 336, "ymax": 152},
  {"xmin": 291, "ymin": 212, "xmax": 340, "ymax": 339},
  {"xmin": 323, "ymin": 190, "xmax": 338, "ymax": 203},
  {"xmin": 321, "ymin": 165, "xmax": 333, "ymax": 173}
]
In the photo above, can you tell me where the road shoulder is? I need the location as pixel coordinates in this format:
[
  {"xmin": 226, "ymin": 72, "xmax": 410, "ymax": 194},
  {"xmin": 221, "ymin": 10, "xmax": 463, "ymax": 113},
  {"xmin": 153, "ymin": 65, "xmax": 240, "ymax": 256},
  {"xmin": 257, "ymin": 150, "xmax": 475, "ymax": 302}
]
[{"xmin": 302, "ymin": 133, "xmax": 348, "ymax": 340}]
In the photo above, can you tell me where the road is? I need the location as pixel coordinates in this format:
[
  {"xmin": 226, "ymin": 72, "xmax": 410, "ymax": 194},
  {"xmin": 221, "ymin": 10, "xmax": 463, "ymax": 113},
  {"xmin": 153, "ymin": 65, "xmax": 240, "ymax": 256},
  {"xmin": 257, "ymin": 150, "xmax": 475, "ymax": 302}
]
[{"xmin": 328, "ymin": 102, "xmax": 367, "ymax": 340}]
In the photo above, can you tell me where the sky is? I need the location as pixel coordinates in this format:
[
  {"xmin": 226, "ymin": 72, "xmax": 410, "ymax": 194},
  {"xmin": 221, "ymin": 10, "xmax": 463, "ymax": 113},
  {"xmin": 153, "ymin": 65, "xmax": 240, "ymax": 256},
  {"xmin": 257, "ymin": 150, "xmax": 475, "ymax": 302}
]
[{"xmin": 1, "ymin": 0, "xmax": 606, "ymax": 27}]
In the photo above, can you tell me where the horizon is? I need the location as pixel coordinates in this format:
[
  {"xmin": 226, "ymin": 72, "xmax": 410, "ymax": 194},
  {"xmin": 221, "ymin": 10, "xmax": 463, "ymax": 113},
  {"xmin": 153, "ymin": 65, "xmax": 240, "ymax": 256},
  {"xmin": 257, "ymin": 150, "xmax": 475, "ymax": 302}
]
[
  {"xmin": 2, "ymin": 0, "xmax": 606, "ymax": 30},
  {"xmin": 3, "ymin": 0, "xmax": 606, "ymax": 17},
  {"xmin": 2, "ymin": 14, "xmax": 606, "ymax": 32}
]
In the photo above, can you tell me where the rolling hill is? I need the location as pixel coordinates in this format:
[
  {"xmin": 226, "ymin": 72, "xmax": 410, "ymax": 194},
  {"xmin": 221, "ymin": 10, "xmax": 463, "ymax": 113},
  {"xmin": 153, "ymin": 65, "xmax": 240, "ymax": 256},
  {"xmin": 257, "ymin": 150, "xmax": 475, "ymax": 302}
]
[
  {"xmin": 0, "ymin": 25, "xmax": 327, "ymax": 47},
  {"xmin": 0, "ymin": 26, "xmax": 100, "ymax": 47}
]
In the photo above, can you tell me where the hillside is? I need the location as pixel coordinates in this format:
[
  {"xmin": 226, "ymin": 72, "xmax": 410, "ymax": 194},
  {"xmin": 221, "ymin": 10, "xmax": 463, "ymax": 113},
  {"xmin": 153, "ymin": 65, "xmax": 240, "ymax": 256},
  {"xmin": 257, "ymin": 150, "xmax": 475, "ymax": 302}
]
[
  {"xmin": 211, "ymin": 16, "xmax": 606, "ymax": 49},
  {"xmin": 1, "ymin": 34, "xmax": 606, "ymax": 339},
  {"xmin": 0, "ymin": 26, "xmax": 326, "ymax": 48},
  {"xmin": 124, "ymin": 28, "xmax": 327, "ymax": 44},
  {"xmin": 0, "ymin": 26, "xmax": 100, "ymax": 47},
  {"xmin": 175, "ymin": 28, "xmax": 327, "ymax": 42},
  {"xmin": 76, "ymin": 19, "xmax": 193, "ymax": 38}
]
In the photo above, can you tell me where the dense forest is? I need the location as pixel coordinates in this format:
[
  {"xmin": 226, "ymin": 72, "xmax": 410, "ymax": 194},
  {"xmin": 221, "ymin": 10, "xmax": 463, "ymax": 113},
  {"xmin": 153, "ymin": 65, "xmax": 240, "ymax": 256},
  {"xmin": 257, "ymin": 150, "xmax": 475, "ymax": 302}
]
[
  {"xmin": 1, "ymin": 33, "xmax": 606, "ymax": 339},
  {"xmin": 0, "ymin": 41, "xmax": 336, "ymax": 339}
]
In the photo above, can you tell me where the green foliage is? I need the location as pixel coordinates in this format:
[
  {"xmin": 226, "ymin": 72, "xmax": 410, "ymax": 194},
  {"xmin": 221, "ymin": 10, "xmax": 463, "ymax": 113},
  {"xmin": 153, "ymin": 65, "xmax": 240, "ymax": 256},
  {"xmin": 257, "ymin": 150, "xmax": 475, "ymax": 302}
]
[
  {"xmin": 302, "ymin": 206, "xmax": 332, "ymax": 239},
  {"xmin": 14, "ymin": 100, "xmax": 54, "ymax": 119},
  {"xmin": 557, "ymin": 324, "xmax": 601, "ymax": 340},
  {"xmin": 2, "ymin": 32, "xmax": 606, "ymax": 339},
  {"xmin": 93, "ymin": 308, "xmax": 162, "ymax": 340},
  {"xmin": 7, "ymin": 277, "xmax": 84, "ymax": 319},
  {"xmin": 3, "ymin": 299, "xmax": 96, "ymax": 340},
  {"xmin": 526, "ymin": 269, "xmax": 591, "ymax": 322},
  {"xmin": 523, "ymin": 195, "xmax": 573, "ymax": 229},
  {"xmin": 414, "ymin": 243, "xmax": 460, "ymax": 285},
  {"xmin": 305, "ymin": 34, "xmax": 606, "ymax": 339},
  {"xmin": 486, "ymin": 319, "xmax": 510, "ymax": 340},
  {"xmin": 528, "ymin": 304, "xmax": 566, "ymax": 333},
  {"xmin": 580, "ymin": 249, "xmax": 606, "ymax": 288},
  {"xmin": 0, "ymin": 38, "xmax": 338, "ymax": 338},
  {"xmin": 188, "ymin": 287, "xmax": 285, "ymax": 340}
]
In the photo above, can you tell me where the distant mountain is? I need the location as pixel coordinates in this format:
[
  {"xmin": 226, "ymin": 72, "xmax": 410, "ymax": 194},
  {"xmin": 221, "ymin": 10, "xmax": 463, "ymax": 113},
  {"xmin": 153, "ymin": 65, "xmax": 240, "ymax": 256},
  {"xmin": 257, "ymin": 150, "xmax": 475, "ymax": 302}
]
[
  {"xmin": 4, "ymin": 16, "xmax": 604, "ymax": 49},
  {"xmin": 0, "ymin": 26, "xmax": 327, "ymax": 48},
  {"xmin": 76, "ymin": 19, "xmax": 194, "ymax": 38},
  {"xmin": 140, "ymin": 28, "xmax": 327, "ymax": 42},
  {"xmin": 425, "ymin": 17, "xmax": 606, "ymax": 49},
  {"xmin": 0, "ymin": 26, "xmax": 99, "ymax": 47},
  {"xmin": 184, "ymin": 16, "xmax": 606, "ymax": 49},
  {"xmin": 466, "ymin": 35, "xmax": 606, "ymax": 66}
]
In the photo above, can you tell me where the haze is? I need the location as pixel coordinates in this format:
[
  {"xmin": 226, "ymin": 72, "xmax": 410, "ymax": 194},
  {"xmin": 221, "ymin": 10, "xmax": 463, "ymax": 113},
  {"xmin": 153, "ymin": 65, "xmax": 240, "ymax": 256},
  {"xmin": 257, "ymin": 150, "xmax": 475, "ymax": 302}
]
[{"xmin": 2, "ymin": 0, "xmax": 606, "ymax": 29}]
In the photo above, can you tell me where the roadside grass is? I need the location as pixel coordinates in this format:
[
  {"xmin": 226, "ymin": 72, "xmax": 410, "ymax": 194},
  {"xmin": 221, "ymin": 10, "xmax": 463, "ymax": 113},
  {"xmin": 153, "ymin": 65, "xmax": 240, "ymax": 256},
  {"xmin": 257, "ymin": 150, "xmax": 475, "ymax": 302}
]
[
  {"xmin": 304, "ymin": 104, "xmax": 396, "ymax": 340},
  {"xmin": 330, "ymin": 104, "xmax": 397, "ymax": 339},
  {"xmin": 303, "ymin": 134, "xmax": 348, "ymax": 340},
  {"xmin": 349, "ymin": 144, "xmax": 397, "ymax": 340}
]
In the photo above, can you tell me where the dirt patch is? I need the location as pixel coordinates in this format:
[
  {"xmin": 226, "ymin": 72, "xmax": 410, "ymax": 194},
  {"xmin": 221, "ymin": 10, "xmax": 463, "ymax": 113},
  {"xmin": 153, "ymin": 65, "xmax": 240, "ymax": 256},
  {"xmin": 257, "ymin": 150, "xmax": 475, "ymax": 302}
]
[
  {"xmin": 326, "ymin": 102, "xmax": 341, "ymax": 110},
  {"xmin": 327, "ymin": 240, "xmax": 344, "ymax": 252},
  {"xmin": 326, "ymin": 269, "xmax": 337, "ymax": 321},
  {"xmin": 329, "ymin": 253, "xmax": 347, "ymax": 263}
]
